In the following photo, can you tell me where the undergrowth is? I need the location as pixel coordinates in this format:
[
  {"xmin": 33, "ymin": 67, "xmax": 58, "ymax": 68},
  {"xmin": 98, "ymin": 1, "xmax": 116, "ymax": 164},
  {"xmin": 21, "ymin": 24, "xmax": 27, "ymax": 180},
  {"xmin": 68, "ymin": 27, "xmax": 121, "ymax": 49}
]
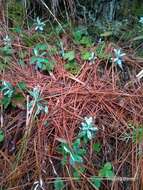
[{"xmin": 0, "ymin": 11, "xmax": 143, "ymax": 190}]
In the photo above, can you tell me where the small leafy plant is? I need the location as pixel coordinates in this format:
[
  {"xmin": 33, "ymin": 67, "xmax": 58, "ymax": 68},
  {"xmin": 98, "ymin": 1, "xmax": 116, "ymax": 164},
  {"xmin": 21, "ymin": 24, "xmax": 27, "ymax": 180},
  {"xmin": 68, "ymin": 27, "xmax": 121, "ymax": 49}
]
[
  {"xmin": 99, "ymin": 162, "xmax": 115, "ymax": 178},
  {"xmin": 28, "ymin": 86, "xmax": 48, "ymax": 117},
  {"xmin": 78, "ymin": 116, "xmax": 98, "ymax": 141},
  {"xmin": 63, "ymin": 50, "xmax": 75, "ymax": 61},
  {"xmin": 95, "ymin": 41, "xmax": 111, "ymax": 60},
  {"xmin": 81, "ymin": 51, "xmax": 96, "ymax": 61},
  {"xmin": 0, "ymin": 80, "xmax": 15, "ymax": 109},
  {"xmin": 3, "ymin": 35, "xmax": 11, "ymax": 46},
  {"xmin": 72, "ymin": 27, "xmax": 93, "ymax": 47},
  {"xmin": 63, "ymin": 50, "xmax": 80, "ymax": 75},
  {"xmin": 61, "ymin": 138, "xmax": 85, "ymax": 166},
  {"xmin": 34, "ymin": 17, "xmax": 45, "ymax": 32},
  {"xmin": 111, "ymin": 48, "xmax": 126, "ymax": 69},
  {"xmin": 0, "ymin": 35, "xmax": 13, "ymax": 58},
  {"xmin": 30, "ymin": 44, "xmax": 55, "ymax": 72}
]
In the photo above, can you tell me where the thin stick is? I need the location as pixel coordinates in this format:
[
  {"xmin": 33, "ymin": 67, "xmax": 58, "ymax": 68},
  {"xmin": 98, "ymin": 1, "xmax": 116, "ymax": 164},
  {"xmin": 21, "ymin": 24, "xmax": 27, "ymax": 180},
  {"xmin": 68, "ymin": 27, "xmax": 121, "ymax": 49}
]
[{"xmin": 39, "ymin": 0, "xmax": 65, "ymax": 33}]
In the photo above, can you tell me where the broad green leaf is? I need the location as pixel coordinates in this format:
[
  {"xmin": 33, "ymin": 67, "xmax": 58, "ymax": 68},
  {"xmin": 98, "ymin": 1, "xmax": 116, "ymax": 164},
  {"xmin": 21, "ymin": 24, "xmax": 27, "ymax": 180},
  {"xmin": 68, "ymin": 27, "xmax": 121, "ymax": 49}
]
[
  {"xmin": 73, "ymin": 30, "xmax": 82, "ymax": 41},
  {"xmin": 104, "ymin": 162, "xmax": 112, "ymax": 170},
  {"xmin": 99, "ymin": 162, "xmax": 114, "ymax": 178},
  {"xmin": 0, "ymin": 130, "xmax": 4, "ymax": 143},
  {"xmin": 64, "ymin": 51, "xmax": 75, "ymax": 61}
]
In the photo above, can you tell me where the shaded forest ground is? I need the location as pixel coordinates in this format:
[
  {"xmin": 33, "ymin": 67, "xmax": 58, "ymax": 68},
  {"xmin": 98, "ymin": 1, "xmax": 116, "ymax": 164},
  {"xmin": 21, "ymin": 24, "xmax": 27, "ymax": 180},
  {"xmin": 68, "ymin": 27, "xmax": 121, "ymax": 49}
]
[{"xmin": 0, "ymin": 1, "xmax": 143, "ymax": 190}]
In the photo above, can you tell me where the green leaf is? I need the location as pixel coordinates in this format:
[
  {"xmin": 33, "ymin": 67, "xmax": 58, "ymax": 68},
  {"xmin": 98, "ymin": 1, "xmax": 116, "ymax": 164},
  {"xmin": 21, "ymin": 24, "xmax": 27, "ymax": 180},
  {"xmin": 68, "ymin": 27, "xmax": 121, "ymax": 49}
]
[
  {"xmin": 69, "ymin": 154, "xmax": 83, "ymax": 166},
  {"xmin": 99, "ymin": 162, "xmax": 114, "ymax": 178},
  {"xmin": 54, "ymin": 177, "xmax": 64, "ymax": 190},
  {"xmin": 81, "ymin": 51, "xmax": 93, "ymax": 61},
  {"xmin": 73, "ymin": 26, "xmax": 87, "ymax": 42},
  {"xmin": 100, "ymin": 31, "xmax": 112, "ymax": 37},
  {"xmin": 17, "ymin": 81, "xmax": 27, "ymax": 91},
  {"xmin": 63, "ymin": 51, "xmax": 75, "ymax": 61},
  {"xmin": 132, "ymin": 127, "xmax": 143, "ymax": 143},
  {"xmin": 90, "ymin": 177, "xmax": 101, "ymax": 189},
  {"xmin": 44, "ymin": 61, "xmax": 55, "ymax": 72},
  {"xmin": 1, "ymin": 96, "xmax": 11, "ymax": 109},
  {"xmin": 64, "ymin": 61, "xmax": 80, "ymax": 75},
  {"xmin": 35, "ymin": 43, "xmax": 48, "ymax": 51},
  {"xmin": 104, "ymin": 162, "xmax": 112, "ymax": 170},
  {"xmin": 30, "ymin": 56, "xmax": 38, "ymax": 64},
  {"xmin": 0, "ymin": 130, "xmax": 4, "ymax": 143},
  {"xmin": 73, "ymin": 30, "xmax": 82, "ymax": 41},
  {"xmin": 80, "ymin": 36, "xmax": 92, "ymax": 47},
  {"xmin": 93, "ymin": 143, "xmax": 102, "ymax": 153}
]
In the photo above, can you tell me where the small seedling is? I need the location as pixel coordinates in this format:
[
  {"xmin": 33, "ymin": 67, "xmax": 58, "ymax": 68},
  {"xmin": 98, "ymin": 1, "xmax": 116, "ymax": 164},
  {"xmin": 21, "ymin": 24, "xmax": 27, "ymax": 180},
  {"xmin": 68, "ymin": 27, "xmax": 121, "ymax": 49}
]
[
  {"xmin": 60, "ymin": 138, "xmax": 85, "ymax": 166},
  {"xmin": 0, "ymin": 81, "xmax": 14, "ymax": 98},
  {"xmin": 34, "ymin": 17, "xmax": 45, "ymax": 32},
  {"xmin": 112, "ymin": 48, "xmax": 125, "ymax": 69},
  {"xmin": 79, "ymin": 116, "xmax": 98, "ymax": 140},
  {"xmin": 0, "ymin": 35, "xmax": 13, "ymax": 56},
  {"xmin": 30, "ymin": 44, "xmax": 55, "ymax": 72},
  {"xmin": 28, "ymin": 86, "xmax": 48, "ymax": 116},
  {"xmin": 0, "ymin": 81, "xmax": 14, "ymax": 108},
  {"xmin": 99, "ymin": 162, "xmax": 115, "ymax": 178},
  {"xmin": 3, "ymin": 35, "xmax": 11, "ymax": 46}
]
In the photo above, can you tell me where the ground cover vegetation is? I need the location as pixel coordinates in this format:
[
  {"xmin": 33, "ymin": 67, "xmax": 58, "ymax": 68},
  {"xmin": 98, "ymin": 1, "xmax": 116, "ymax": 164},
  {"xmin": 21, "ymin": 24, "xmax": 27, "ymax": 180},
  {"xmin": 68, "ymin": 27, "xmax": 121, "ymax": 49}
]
[{"xmin": 0, "ymin": 0, "xmax": 143, "ymax": 189}]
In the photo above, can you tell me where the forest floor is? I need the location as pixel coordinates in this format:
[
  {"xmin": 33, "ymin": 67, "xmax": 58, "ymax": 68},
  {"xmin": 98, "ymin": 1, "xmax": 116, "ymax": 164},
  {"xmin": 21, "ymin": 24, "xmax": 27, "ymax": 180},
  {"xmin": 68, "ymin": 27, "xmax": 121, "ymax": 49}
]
[{"xmin": 0, "ymin": 21, "xmax": 143, "ymax": 190}]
